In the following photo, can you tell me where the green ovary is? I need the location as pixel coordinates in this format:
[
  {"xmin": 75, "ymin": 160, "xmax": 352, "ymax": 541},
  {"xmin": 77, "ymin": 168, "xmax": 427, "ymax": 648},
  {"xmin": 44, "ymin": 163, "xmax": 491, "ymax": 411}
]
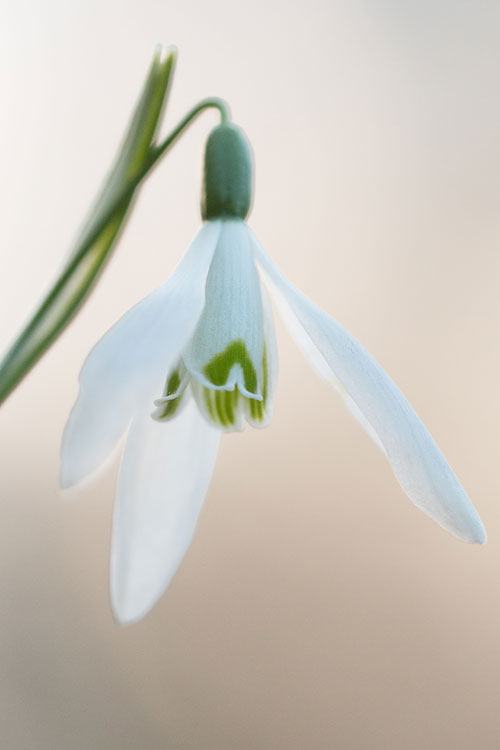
[{"xmin": 201, "ymin": 339, "xmax": 267, "ymax": 428}]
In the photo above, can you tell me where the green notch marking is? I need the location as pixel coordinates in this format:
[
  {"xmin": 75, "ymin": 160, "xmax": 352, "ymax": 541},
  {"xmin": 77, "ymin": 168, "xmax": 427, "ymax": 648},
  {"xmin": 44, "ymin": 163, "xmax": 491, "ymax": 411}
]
[
  {"xmin": 200, "ymin": 340, "xmax": 269, "ymax": 427},
  {"xmin": 203, "ymin": 339, "xmax": 258, "ymax": 394}
]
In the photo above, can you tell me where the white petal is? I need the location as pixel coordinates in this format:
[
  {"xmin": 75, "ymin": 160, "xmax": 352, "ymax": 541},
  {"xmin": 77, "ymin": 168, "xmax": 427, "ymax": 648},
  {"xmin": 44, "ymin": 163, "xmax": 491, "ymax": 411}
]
[
  {"xmin": 246, "ymin": 282, "xmax": 278, "ymax": 428},
  {"xmin": 183, "ymin": 220, "xmax": 265, "ymax": 400},
  {"xmin": 260, "ymin": 261, "xmax": 384, "ymax": 451},
  {"xmin": 341, "ymin": 388, "xmax": 386, "ymax": 454},
  {"xmin": 252, "ymin": 235, "xmax": 486, "ymax": 544},
  {"xmin": 60, "ymin": 222, "xmax": 221, "ymax": 488},
  {"xmin": 110, "ymin": 397, "xmax": 220, "ymax": 625}
]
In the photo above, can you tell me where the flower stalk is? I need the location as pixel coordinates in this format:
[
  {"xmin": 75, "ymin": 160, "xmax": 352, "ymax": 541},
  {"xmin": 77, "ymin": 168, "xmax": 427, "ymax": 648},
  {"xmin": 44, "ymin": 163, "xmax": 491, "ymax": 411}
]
[{"xmin": 0, "ymin": 50, "xmax": 231, "ymax": 406}]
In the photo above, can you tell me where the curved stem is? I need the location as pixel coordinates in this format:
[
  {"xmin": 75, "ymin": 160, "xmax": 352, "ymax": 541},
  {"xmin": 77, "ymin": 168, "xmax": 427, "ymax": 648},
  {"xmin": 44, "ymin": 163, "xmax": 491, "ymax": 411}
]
[
  {"xmin": 154, "ymin": 97, "xmax": 231, "ymax": 158},
  {"xmin": 0, "ymin": 96, "xmax": 231, "ymax": 405},
  {"xmin": 58, "ymin": 97, "xmax": 231, "ymax": 276},
  {"xmin": 13, "ymin": 97, "xmax": 231, "ymax": 346}
]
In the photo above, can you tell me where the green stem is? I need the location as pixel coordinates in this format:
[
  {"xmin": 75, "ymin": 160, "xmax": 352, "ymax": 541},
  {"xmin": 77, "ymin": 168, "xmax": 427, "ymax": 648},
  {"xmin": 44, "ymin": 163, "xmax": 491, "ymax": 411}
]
[
  {"xmin": 51, "ymin": 97, "xmax": 231, "ymax": 288},
  {"xmin": 0, "ymin": 97, "xmax": 231, "ymax": 406},
  {"xmin": 155, "ymin": 97, "xmax": 231, "ymax": 158}
]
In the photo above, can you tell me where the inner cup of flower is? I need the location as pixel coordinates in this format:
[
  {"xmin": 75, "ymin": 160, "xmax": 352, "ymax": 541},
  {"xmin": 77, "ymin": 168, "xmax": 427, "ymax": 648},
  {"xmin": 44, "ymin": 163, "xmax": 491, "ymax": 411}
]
[{"xmin": 152, "ymin": 340, "xmax": 269, "ymax": 431}]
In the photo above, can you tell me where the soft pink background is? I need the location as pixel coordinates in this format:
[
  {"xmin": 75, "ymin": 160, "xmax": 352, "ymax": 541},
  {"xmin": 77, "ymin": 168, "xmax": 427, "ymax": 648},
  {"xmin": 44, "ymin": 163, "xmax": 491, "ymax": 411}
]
[{"xmin": 1, "ymin": 1, "xmax": 500, "ymax": 747}]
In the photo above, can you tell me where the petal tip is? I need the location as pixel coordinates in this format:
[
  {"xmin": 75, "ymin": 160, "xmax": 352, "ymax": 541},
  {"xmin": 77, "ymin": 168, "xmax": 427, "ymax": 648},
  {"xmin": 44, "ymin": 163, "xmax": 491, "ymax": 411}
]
[
  {"xmin": 111, "ymin": 604, "xmax": 143, "ymax": 627},
  {"xmin": 466, "ymin": 510, "xmax": 487, "ymax": 545},
  {"xmin": 58, "ymin": 461, "xmax": 79, "ymax": 491},
  {"xmin": 454, "ymin": 516, "xmax": 487, "ymax": 545},
  {"xmin": 110, "ymin": 588, "xmax": 155, "ymax": 626},
  {"xmin": 58, "ymin": 459, "xmax": 96, "ymax": 493},
  {"xmin": 474, "ymin": 525, "xmax": 487, "ymax": 546}
]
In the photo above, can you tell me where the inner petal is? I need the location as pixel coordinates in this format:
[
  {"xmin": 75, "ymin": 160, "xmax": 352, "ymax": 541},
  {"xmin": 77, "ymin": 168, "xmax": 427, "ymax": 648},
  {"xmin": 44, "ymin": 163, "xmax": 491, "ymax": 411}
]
[
  {"xmin": 203, "ymin": 339, "xmax": 260, "ymax": 399},
  {"xmin": 191, "ymin": 337, "xmax": 273, "ymax": 432},
  {"xmin": 183, "ymin": 220, "xmax": 265, "ymax": 399},
  {"xmin": 152, "ymin": 361, "xmax": 190, "ymax": 422},
  {"xmin": 191, "ymin": 378, "xmax": 245, "ymax": 431}
]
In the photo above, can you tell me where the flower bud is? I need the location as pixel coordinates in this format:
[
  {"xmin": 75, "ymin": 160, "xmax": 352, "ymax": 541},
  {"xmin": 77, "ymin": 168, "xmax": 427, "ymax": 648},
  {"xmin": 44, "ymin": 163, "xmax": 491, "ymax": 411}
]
[{"xmin": 201, "ymin": 123, "xmax": 253, "ymax": 220}]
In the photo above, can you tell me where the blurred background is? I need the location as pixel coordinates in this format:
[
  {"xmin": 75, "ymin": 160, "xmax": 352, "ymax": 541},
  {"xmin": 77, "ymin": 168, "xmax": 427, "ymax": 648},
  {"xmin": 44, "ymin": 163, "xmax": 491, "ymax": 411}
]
[{"xmin": 1, "ymin": 0, "xmax": 500, "ymax": 747}]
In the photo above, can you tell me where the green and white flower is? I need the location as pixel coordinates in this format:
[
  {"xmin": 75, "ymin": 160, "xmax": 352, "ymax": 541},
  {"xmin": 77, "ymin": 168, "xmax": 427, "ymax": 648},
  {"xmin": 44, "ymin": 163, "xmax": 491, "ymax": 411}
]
[{"xmin": 60, "ymin": 123, "xmax": 486, "ymax": 625}]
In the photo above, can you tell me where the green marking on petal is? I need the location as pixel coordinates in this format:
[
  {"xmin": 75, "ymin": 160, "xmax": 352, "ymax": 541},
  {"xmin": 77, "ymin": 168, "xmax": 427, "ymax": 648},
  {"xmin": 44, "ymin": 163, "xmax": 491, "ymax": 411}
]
[
  {"xmin": 198, "ymin": 384, "xmax": 241, "ymax": 429},
  {"xmin": 152, "ymin": 367, "xmax": 186, "ymax": 421},
  {"xmin": 224, "ymin": 389, "xmax": 236, "ymax": 425},
  {"xmin": 262, "ymin": 345, "xmax": 268, "ymax": 405},
  {"xmin": 203, "ymin": 339, "xmax": 259, "ymax": 396},
  {"xmin": 204, "ymin": 387, "xmax": 217, "ymax": 422},
  {"xmin": 245, "ymin": 344, "xmax": 267, "ymax": 424},
  {"xmin": 215, "ymin": 390, "xmax": 228, "ymax": 426},
  {"xmin": 165, "ymin": 369, "xmax": 180, "ymax": 397},
  {"xmin": 154, "ymin": 398, "xmax": 178, "ymax": 420},
  {"xmin": 153, "ymin": 393, "xmax": 184, "ymax": 420},
  {"xmin": 195, "ymin": 341, "xmax": 270, "ymax": 430},
  {"xmin": 249, "ymin": 397, "xmax": 258, "ymax": 420}
]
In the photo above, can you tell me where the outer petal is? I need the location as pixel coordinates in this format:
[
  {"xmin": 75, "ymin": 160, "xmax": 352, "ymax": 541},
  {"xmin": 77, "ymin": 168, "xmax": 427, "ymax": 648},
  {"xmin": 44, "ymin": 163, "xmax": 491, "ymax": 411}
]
[
  {"xmin": 60, "ymin": 222, "xmax": 221, "ymax": 488},
  {"xmin": 252, "ymin": 235, "xmax": 486, "ymax": 544},
  {"xmin": 273, "ymin": 294, "xmax": 385, "ymax": 452},
  {"xmin": 110, "ymin": 397, "xmax": 220, "ymax": 624}
]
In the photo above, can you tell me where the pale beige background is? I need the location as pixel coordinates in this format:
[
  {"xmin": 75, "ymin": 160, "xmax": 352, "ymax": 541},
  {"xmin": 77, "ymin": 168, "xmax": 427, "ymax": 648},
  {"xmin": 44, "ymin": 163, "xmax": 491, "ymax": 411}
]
[{"xmin": 1, "ymin": 0, "xmax": 500, "ymax": 748}]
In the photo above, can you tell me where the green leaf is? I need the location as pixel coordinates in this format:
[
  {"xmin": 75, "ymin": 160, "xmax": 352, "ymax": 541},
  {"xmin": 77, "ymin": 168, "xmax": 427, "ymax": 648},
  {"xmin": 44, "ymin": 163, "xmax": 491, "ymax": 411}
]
[{"xmin": 0, "ymin": 46, "xmax": 176, "ymax": 406}]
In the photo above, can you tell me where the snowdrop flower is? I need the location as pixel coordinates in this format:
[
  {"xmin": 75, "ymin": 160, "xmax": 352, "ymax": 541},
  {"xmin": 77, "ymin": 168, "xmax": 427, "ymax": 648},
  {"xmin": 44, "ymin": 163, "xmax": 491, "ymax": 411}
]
[{"xmin": 61, "ymin": 122, "xmax": 486, "ymax": 625}]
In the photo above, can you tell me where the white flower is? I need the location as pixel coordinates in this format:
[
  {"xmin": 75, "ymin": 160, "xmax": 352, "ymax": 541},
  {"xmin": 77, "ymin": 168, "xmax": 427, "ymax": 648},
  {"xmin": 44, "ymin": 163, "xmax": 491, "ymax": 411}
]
[{"xmin": 60, "ymin": 124, "xmax": 486, "ymax": 625}]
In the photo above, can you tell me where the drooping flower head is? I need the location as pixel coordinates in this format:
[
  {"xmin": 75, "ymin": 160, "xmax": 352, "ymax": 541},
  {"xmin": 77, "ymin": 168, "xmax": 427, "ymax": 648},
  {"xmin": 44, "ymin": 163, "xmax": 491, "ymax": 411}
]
[
  {"xmin": 61, "ymin": 119, "xmax": 485, "ymax": 625},
  {"xmin": 155, "ymin": 124, "xmax": 275, "ymax": 432}
]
